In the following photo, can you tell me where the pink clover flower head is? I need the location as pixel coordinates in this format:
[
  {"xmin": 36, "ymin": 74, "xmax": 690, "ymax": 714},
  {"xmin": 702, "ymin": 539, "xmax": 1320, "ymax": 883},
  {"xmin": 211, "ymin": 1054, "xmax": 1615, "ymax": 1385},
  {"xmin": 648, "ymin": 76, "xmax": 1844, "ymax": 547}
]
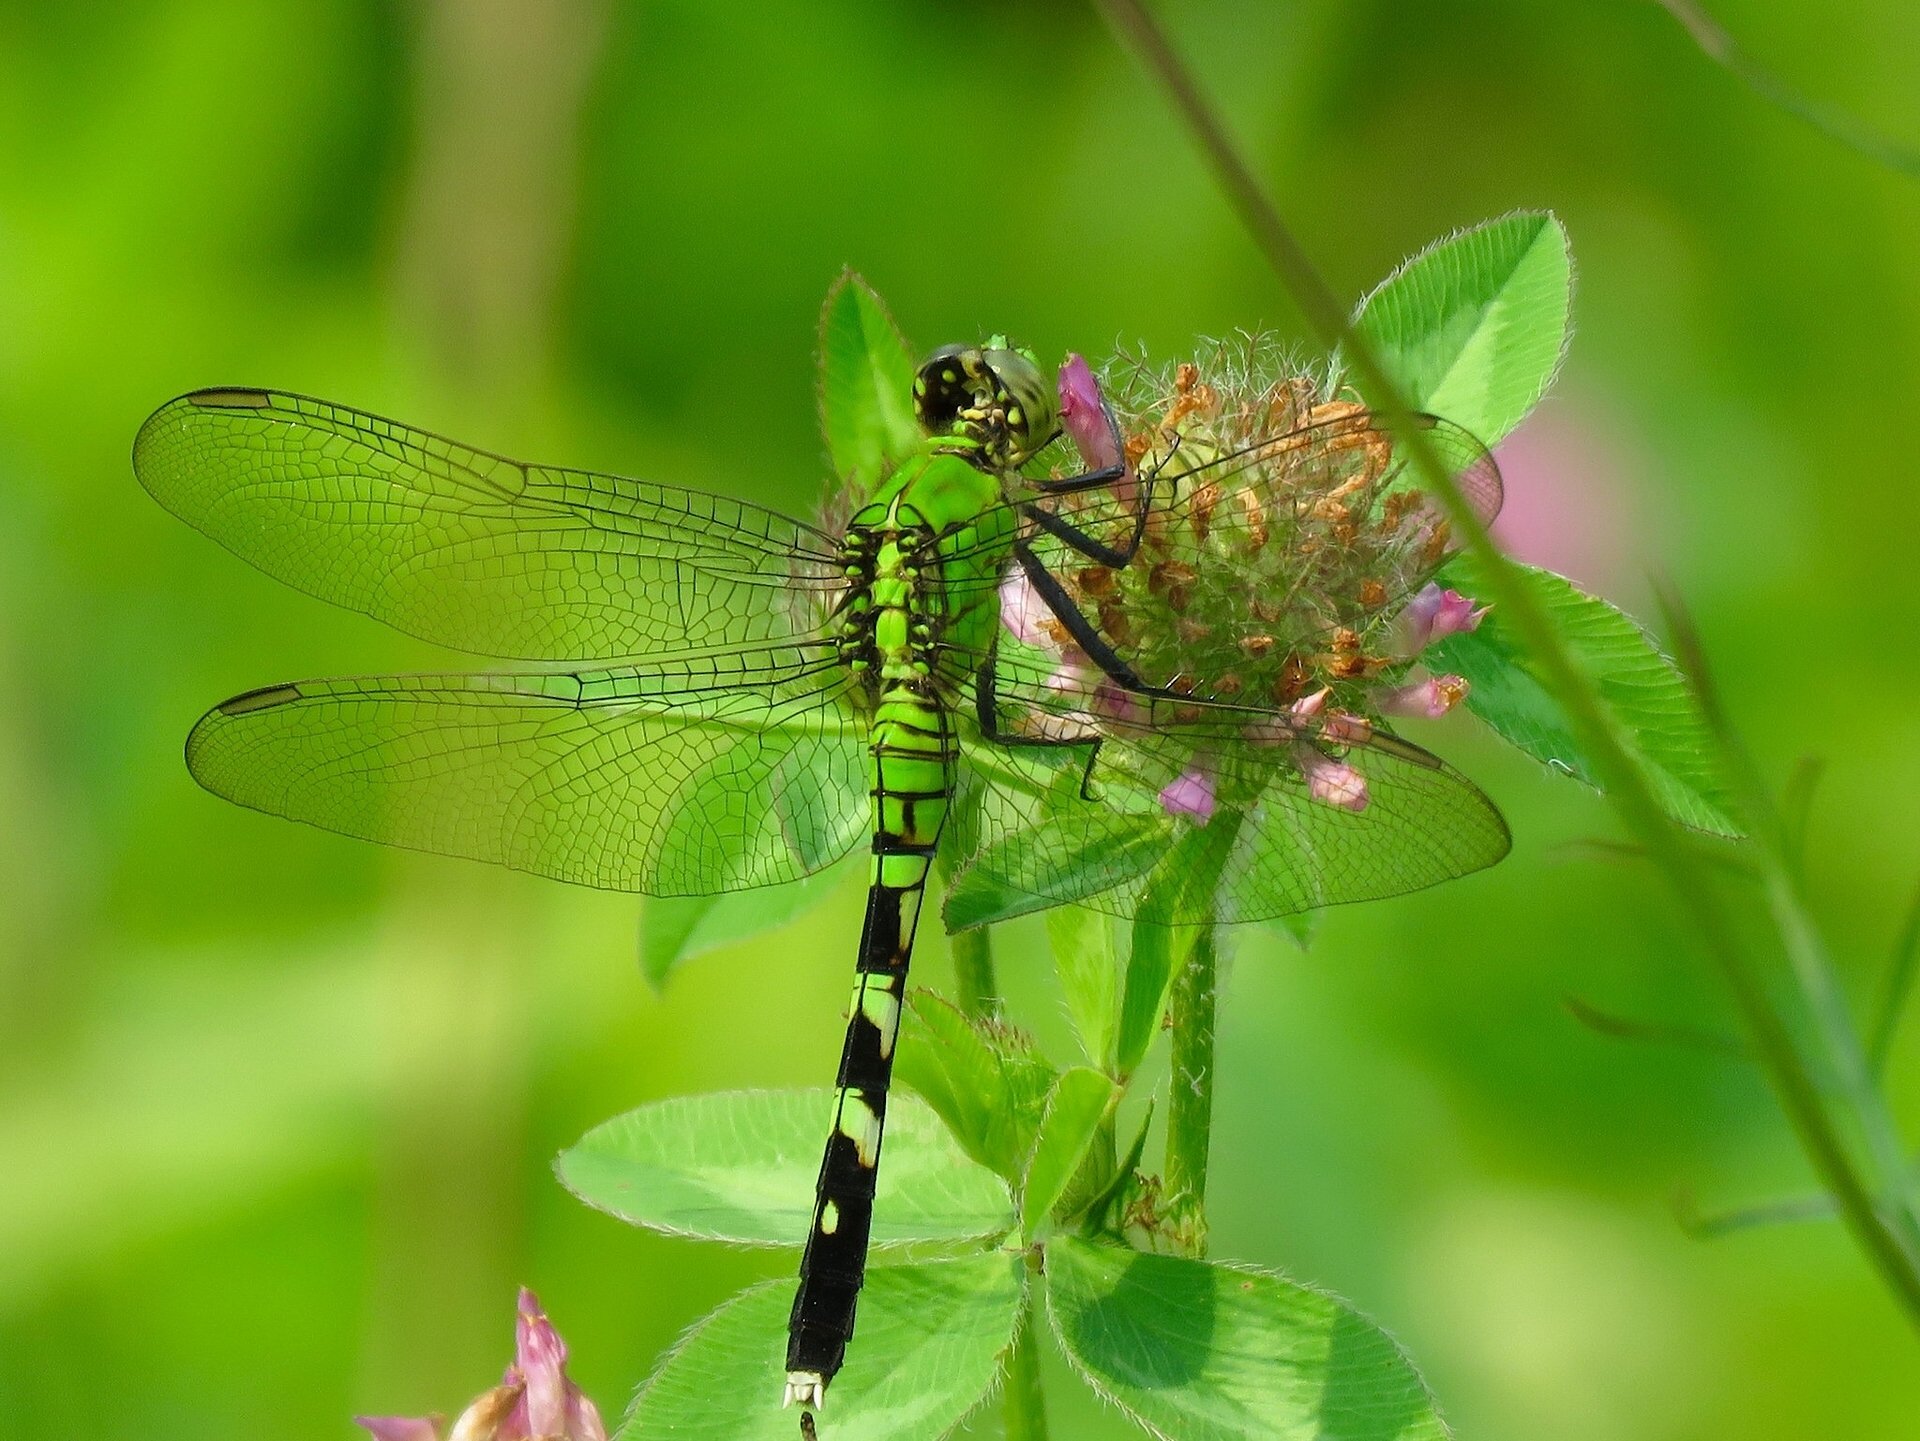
[
  {"xmin": 1378, "ymin": 674, "xmax": 1470, "ymax": 719},
  {"xmin": 355, "ymin": 1290, "xmax": 606, "ymax": 1441},
  {"xmin": 1298, "ymin": 748, "xmax": 1370, "ymax": 812},
  {"xmin": 1397, "ymin": 585, "xmax": 1489, "ymax": 654},
  {"xmin": 1159, "ymin": 763, "xmax": 1216, "ymax": 824}
]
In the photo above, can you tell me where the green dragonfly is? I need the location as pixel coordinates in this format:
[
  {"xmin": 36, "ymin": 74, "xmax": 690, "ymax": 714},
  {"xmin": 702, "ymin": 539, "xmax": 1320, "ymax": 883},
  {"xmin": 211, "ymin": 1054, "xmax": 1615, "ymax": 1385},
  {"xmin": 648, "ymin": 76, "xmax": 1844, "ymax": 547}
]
[{"xmin": 135, "ymin": 335, "xmax": 1509, "ymax": 1418}]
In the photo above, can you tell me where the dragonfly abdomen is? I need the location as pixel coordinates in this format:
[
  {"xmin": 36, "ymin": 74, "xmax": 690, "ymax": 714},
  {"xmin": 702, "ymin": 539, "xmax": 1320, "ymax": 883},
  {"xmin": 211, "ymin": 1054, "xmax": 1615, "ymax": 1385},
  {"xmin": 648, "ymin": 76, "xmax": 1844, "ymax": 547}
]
[{"xmin": 787, "ymin": 520, "xmax": 957, "ymax": 1413}]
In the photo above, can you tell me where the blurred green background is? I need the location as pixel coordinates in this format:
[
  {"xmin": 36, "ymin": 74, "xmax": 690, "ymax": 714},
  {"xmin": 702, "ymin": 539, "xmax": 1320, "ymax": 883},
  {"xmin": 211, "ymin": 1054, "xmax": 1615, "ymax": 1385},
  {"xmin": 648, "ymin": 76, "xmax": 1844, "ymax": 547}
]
[{"xmin": 5, "ymin": 1, "xmax": 1920, "ymax": 1437}]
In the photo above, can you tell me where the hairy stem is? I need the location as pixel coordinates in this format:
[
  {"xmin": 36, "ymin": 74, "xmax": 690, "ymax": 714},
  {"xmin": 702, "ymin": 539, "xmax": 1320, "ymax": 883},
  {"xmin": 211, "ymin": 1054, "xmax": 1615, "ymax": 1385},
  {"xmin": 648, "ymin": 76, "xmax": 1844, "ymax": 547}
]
[
  {"xmin": 951, "ymin": 924, "xmax": 1001, "ymax": 1018},
  {"xmin": 1164, "ymin": 926, "xmax": 1219, "ymax": 1256},
  {"xmin": 1094, "ymin": 0, "xmax": 1920, "ymax": 1333},
  {"xmin": 1001, "ymin": 1269, "xmax": 1051, "ymax": 1441}
]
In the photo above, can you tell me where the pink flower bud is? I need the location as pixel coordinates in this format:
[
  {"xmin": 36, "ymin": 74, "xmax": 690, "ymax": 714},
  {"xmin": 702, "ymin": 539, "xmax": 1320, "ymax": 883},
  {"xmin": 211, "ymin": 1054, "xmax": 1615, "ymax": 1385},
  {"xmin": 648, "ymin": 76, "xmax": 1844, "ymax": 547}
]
[
  {"xmin": 1289, "ymin": 687, "xmax": 1329, "ymax": 719},
  {"xmin": 513, "ymin": 1289, "xmax": 571, "ymax": 1437},
  {"xmin": 1058, "ymin": 354, "xmax": 1124, "ymax": 472},
  {"xmin": 1321, "ymin": 711, "xmax": 1374, "ymax": 745},
  {"xmin": 1299, "ymin": 749, "xmax": 1370, "ymax": 812},
  {"xmin": 1377, "ymin": 674, "xmax": 1470, "ymax": 718},
  {"xmin": 1159, "ymin": 764, "xmax": 1216, "ymax": 824},
  {"xmin": 1397, "ymin": 585, "xmax": 1489, "ymax": 653}
]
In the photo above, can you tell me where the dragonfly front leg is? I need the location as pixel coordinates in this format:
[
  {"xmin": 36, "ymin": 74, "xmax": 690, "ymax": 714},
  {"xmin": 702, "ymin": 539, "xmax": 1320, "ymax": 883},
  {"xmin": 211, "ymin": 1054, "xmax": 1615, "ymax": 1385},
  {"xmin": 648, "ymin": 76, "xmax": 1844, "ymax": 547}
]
[{"xmin": 1011, "ymin": 540, "xmax": 1151, "ymax": 693}]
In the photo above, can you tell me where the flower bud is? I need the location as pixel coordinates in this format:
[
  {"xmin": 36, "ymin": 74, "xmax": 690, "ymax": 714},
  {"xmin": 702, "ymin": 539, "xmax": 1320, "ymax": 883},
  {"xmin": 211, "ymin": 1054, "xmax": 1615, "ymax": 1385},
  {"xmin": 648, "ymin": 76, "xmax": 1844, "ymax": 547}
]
[
  {"xmin": 1159, "ymin": 764, "xmax": 1217, "ymax": 824},
  {"xmin": 1397, "ymin": 585, "xmax": 1489, "ymax": 653},
  {"xmin": 1299, "ymin": 749, "xmax": 1370, "ymax": 812},
  {"xmin": 1058, "ymin": 353, "xmax": 1124, "ymax": 472},
  {"xmin": 1377, "ymin": 674, "xmax": 1470, "ymax": 718}
]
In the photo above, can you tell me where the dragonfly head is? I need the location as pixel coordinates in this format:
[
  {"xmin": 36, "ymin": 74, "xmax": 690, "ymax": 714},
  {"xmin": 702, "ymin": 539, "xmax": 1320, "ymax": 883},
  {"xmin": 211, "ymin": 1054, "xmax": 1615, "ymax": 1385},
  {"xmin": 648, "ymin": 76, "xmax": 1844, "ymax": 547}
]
[{"xmin": 913, "ymin": 340, "xmax": 1059, "ymax": 469}]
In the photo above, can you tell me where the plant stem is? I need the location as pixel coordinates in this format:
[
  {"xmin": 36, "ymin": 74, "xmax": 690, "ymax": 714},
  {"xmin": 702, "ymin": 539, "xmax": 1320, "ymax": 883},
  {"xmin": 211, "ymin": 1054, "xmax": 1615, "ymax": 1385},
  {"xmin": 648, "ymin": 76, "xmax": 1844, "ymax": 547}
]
[
  {"xmin": 1093, "ymin": 0, "xmax": 1920, "ymax": 1334},
  {"xmin": 951, "ymin": 924, "xmax": 1001, "ymax": 1018},
  {"xmin": 1001, "ymin": 1270, "xmax": 1051, "ymax": 1441},
  {"xmin": 1164, "ymin": 925, "xmax": 1219, "ymax": 1257}
]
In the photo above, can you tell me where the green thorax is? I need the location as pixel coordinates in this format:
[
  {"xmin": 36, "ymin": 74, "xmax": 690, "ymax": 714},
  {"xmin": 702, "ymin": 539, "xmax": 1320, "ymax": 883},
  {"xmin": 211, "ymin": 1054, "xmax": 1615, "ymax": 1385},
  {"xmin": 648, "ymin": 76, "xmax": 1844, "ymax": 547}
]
[{"xmin": 839, "ymin": 450, "xmax": 1017, "ymax": 697}]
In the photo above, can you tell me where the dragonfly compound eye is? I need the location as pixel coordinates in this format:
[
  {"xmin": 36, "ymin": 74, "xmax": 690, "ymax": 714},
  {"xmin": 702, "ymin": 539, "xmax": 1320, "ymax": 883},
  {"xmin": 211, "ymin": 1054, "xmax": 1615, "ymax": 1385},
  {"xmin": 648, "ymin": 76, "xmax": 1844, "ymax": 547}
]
[{"xmin": 913, "ymin": 342, "xmax": 1060, "ymax": 467}]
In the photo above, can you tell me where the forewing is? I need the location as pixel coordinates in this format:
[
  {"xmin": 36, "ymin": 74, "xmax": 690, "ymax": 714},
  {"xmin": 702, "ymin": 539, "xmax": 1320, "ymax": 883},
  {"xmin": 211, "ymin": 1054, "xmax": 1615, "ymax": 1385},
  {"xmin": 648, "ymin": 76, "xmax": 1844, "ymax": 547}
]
[
  {"xmin": 188, "ymin": 647, "xmax": 868, "ymax": 893},
  {"xmin": 135, "ymin": 389, "xmax": 846, "ymax": 661}
]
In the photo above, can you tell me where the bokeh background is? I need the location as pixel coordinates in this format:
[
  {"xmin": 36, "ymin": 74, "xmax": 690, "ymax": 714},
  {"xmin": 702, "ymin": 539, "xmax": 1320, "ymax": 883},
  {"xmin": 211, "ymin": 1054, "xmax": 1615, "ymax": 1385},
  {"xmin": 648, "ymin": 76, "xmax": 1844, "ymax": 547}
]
[{"xmin": 5, "ymin": 2, "xmax": 1920, "ymax": 1437}]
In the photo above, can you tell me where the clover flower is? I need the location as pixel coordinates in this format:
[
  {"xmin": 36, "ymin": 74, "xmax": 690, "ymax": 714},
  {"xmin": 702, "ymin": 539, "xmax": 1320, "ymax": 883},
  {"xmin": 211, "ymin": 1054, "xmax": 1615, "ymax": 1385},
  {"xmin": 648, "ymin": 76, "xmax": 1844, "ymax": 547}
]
[
  {"xmin": 355, "ymin": 1289, "xmax": 608, "ymax": 1441},
  {"xmin": 1007, "ymin": 338, "xmax": 1487, "ymax": 823},
  {"xmin": 1397, "ymin": 585, "xmax": 1489, "ymax": 653}
]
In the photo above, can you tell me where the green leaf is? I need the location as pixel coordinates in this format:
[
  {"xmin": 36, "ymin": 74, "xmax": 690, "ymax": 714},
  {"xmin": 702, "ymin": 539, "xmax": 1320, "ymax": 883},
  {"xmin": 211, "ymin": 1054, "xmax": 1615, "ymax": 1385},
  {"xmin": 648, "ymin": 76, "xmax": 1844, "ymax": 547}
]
[
  {"xmin": 1432, "ymin": 552, "xmax": 1743, "ymax": 836},
  {"xmin": 640, "ymin": 858, "xmax": 857, "ymax": 991},
  {"xmin": 1046, "ymin": 905, "xmax": 1119, "ymax": 1069},
  {"xmin": 944, "ymin": 813, "xmax": 1167, "ymax": 931},
  {"xmin": 624, "ymin": 1255, "xmax": 1024, "ymax": 1440},
  {"xmin": 1115, "ymin": 824, "xmax": 1237, "ymax": 1075},
  {"xmin": 819, "ymin": 270, "xmax": 922, "ymax": 492},
  {"xmin": 895, "ymin": 992, "xmax": 1057, "ymax": 1183},
  {"xmin": 1020, "ymin": 1067, "xmax": 1121, "ymax": 1241},
  {"xmin": 1046, "ymin": 1238, "xmax": 1447, "ymax": 1441},
  {"xmin": 1353, "ymin": 211, "xmax": 1571, "ymax": 445},
  {"xmin": 557, "ymin": 1089, "xmax": 1011, "ymax": 1247}
]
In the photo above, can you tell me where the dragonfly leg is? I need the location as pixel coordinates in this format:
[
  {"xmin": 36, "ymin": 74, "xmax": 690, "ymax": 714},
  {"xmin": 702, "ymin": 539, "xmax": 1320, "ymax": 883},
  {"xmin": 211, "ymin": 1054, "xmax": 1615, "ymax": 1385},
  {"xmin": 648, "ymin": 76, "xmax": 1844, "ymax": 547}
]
[{"xmin": 1012, "ymin": 541, "xmax": 1150, "ymax": 692}]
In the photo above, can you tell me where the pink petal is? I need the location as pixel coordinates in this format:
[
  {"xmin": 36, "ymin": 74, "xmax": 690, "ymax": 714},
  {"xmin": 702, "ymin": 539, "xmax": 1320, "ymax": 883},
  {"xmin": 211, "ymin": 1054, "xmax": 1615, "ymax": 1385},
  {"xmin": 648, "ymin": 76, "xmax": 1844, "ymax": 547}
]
[
  {"xmin": 515, "ymin": 1290, "xmax": 569, "ymax": 1436},
  {"xmin": 999, "ymin": 569, "xmax": 1056, "ymax": 649},
  {"xmin": 355, "ymin": 1419, "xmax": 442, "ymax": 1441},
  {"xmin": 1092, "ymin": 679, "xmax": 1146, "ymax": 727},
  {"xmin": 1397, "ymin": 585, "xmax": 1489, "ymax": 653},
  {"xmin": 1377, "ymin": 674, "xmax": 1469, "ymax": 718},
  {"xmin": 1321, "ymin": 711, "xmax": 1374, "ymax": 745},
  {"xmin": 1058, "ymin": 354, "xmax": 1123, "ymax": 472},
  {"xmin": 566, "ymin": 1390, "xmax": 611, "ymax": 1441},
  {"xmin": 1289, "ymin": 687, "xmax": 1329, "ymax": 719},
  {"xmin": 1159, "ymin": 765, "xmax": 1216, "ymax": 824},
  {"xmin": 1299, "ymin": 750, "xmax": 1369, "ymax": 812}
]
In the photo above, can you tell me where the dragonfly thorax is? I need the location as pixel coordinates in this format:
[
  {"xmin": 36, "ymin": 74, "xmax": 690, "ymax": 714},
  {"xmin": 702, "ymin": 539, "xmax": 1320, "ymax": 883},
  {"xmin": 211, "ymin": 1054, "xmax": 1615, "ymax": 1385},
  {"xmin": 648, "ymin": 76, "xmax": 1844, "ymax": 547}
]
[{"xmin": 834, "ymin": 519, "xmax": 943, "ymax": 699}]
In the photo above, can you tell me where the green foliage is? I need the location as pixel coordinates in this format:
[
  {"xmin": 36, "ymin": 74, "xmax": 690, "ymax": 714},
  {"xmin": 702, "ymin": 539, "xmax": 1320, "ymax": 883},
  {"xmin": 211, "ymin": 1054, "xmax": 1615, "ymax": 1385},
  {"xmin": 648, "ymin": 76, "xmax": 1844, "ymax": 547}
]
[
  {"xmin": 820, "ymin": 269, "xmax": 923, "ymax": 495},
  {"xmin": 1045, "ymin": 1240, "xmax": 1447, "ymax": 1441},
  {"xmin": 1046, "ymin": 905, "xmax": 1121, "ymax": 1069},
  {"xmin": 623, "ymin": 1257, "xmax": 1025, "ymax": 1440},
  {"xmin": 943, "ymin": 805, "xmax": 1168, "ymax": 930},
  {"xmin": 1352, "ymin": 210, "xmax": 1571, "ymax": 445},
  {"xmin": 1019, "ymin": 1067, "xmax": 1121, "ymax": 1241},
  {"xmin": 893, "ymin": 991, "xmax": 1058, "ymax": 1183},
  {"xmin": 558, "ymin": 1090, "xmax": 1011, "ymax": 1246},
  {"xmin": 640, "ymin": 859, "xmax": 859, "ymax": 991},
  {"xmin": 1431, "ymin": 552, "xmax": 1743, "ymax": 835},
  {"xmin": 1115, "ymin": 826, "xmax": 1235, "ymax": 1076}
]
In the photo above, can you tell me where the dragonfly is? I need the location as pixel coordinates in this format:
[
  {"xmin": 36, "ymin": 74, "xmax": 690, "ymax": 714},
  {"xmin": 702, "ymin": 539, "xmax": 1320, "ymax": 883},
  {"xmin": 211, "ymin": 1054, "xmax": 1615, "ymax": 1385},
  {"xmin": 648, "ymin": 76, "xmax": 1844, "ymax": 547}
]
[{"xmin": 134, "ymin": 342, "xmax": 1510, "ymax": 1419}]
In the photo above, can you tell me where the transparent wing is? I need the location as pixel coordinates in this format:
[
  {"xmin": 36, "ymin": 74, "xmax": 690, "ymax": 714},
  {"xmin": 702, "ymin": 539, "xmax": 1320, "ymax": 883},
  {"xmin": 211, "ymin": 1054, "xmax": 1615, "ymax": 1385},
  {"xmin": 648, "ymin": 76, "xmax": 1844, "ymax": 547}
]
[
  {"xmin": 135, "ymin": 389, "xmax": 847, "ymax": 662},
  {"xmin": 938, "ymin": 408, "xmax": 1503, "ymax": 628},
  {"xmin": 950, "ymin": 653, "xmax": 1508, "ymax": 924},
  {"xmin": 187, "ymin": 645, "xmax": 869, "ymax": 894}
]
